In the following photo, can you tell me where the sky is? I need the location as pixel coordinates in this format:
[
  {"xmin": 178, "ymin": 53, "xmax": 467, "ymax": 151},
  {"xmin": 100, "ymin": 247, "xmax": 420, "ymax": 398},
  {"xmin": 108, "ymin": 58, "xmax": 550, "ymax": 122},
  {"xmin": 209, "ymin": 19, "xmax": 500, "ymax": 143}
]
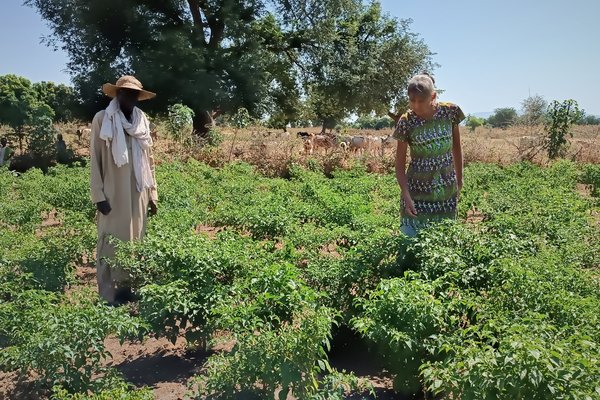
[{"xmin": 1, "ymin": 0, "xmax": 599, "ymax": 115}]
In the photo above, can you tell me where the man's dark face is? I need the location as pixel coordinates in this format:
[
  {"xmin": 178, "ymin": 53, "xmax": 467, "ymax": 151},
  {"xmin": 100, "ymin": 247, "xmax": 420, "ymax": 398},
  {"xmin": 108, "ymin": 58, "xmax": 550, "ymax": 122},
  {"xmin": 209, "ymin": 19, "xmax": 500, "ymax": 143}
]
[{"xmin": 117, "ymin": 88, "xmax": 140, "ymax": 115}]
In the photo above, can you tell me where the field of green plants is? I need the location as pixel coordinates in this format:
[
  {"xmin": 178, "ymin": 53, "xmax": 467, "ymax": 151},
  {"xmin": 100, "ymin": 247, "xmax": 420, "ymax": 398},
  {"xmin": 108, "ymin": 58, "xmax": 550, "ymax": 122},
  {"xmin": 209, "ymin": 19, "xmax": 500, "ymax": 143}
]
[{"xmin": 1, "ymin": 159, "xmax": 599, "ymax": 399}]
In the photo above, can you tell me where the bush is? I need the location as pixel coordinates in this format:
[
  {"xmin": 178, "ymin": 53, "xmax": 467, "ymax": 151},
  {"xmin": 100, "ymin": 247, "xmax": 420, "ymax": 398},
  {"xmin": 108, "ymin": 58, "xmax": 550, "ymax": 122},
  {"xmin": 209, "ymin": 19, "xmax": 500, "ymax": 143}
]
[
  {"xmin": 580, "ymin": 163, "xmax": 600, "ymax": 198},
  {"xmin": 486, "ymin": 108, "xmax": 517, "ymax": 128},
  {"xmin": 205, "ymin": 127, "xmax": 223, "ymax": 147},
  {"xmin": 421, "ymin": 316, "xmax": 600, "ymax": 400},
  {"xmin": 544, "ymin": 99, "xmax": 582, "ymax": 159},
  {"xmin": 465, "ymin": 115, "xmax": 485, "ymax": 132},
  {"xmin": 167, "ymin": 103, "xmax": 194, "ymax": 143},
  {"xmin": 51, "ymin": 382, "xmax": 153, "ymax": 400},
  {"xmin": 193, "ymin": 307, "xmax": 336, "ymax": 399},
  {"xmin": 0, "ymin": 290, "xmax": 146, "ymax": 393},
  {"xmin": 351, "ymin": 274, "xmax": 477, "ymax": 393}
]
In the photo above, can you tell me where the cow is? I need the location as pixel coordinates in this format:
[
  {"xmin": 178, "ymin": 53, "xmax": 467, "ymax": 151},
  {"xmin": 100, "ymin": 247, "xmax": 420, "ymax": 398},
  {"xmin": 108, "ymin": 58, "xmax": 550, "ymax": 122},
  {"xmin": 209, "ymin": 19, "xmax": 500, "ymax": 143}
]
[{"xmin": 76, "ymin": 128, "xmax": 92, "ymax": 142}]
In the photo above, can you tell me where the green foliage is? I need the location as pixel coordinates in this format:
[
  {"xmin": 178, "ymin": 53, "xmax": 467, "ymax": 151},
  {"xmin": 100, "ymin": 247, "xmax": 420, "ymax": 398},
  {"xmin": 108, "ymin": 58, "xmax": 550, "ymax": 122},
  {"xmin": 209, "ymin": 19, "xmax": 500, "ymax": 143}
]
[
  {"xmin": 137, "ymin": 280, "xmax": 204, "ymax": 345},
  {"xmin": 486, "ymin": 107, "xmax": 518, "ymax": 128},
  {"xmin": 307, "ymin": 371, "xmax": 374, "ymax": 400},
  {"xmin": 421, "ymin": 317, "xmax": 600, "ymax": 400},
  {"xmin": 166, "ymin": 103, "xmax": 195, "ymax": 143},
  {"xmin": 0, "ymin": 74, "xmax": 39, "ymax": 133},
  {"xmin": 1, "ymin": 158, "xmax": 599, "ymax": 398},
  {"xmin": 51, "ymin": 383, "xmax": 153, "ymax": 400},
  {"xmin": 577, "ymin": 113, "xmax": 600, "ymax": 125},
  {"xmin": 0, "ymin": 74, "xmax": 55, "ymax": 151},
  {"xmin": 26, "ymin": 0, "xmax": 432, "ymax": 132},
  {"xmin": 580, "ymin": 163, "xmax": 600, "ymax": 198},
  {"xmin": 17, "ymin": 233, "xmax": 77, "ymax": 292},
  {"xmin": 230, "ymin": 107, "xmax": 252, "ymax": 129},
  {"xmin": 210, "ymin": 262, "xmax": 321, "ymax": 333},
  {"xmin": 205, "ymin": 127, "xmax": 223, "ymax": 147},
  {"xmin": 27, "ymin": 105, "xmax": 57, "ymax": 169},
  {"xmin": 354, "ymin": 115, "xmax": 395, "ymax": 130},
  {"xmin": 0, "ymin": 290, "xmax": 146, "ymax": 393},
  {"xmin": 352, "ymin": 275, "xmax": 477, "ymax": 393},
  {"xmin": 465, "ymin": 115, "xmax": 485, "ymax": 132},
  {"xmin": 544, "ymin": 99, "xmax": 583, "ymax": 159},
  {"xmin": 302, "ymin": 2, "xmax": 432, "ymax": 128},
  {"xmin": 33, "ymin": 81, "xmax": 81, "ymax": 122},
  {"xmin": 193, "ymin": 307, "xmax": 336, "ymax": 399},
  {"xmin": 351, "ymin": 160, "xmax": 600, "ymax": 398}
]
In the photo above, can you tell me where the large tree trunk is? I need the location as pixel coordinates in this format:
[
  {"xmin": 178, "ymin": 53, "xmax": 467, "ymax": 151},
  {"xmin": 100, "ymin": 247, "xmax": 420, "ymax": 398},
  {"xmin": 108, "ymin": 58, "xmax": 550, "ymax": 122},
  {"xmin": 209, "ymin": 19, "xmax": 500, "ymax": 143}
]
[
  {"xmin": 193, "ymin": 110, "xmax": 216, "ymax": 136},
  {"xmin": 321, "ymin": 117, "xmax": 336, "ymax": 135}
]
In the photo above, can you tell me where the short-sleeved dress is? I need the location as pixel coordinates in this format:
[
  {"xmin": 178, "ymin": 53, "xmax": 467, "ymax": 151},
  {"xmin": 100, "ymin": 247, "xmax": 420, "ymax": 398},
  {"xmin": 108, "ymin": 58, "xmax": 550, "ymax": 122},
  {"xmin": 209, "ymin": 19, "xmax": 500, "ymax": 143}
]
[{"xmin": 392, "ymin": 102, "xmax": 465, "ymax": 231}]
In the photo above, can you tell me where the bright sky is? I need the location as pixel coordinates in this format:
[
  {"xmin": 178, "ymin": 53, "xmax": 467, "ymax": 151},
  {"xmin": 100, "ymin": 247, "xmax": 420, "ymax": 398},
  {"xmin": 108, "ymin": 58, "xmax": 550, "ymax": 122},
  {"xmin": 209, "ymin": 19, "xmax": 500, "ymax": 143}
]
[{"xmin": 1, "ymin": 0, "xmax": 599, "ymax": 115}]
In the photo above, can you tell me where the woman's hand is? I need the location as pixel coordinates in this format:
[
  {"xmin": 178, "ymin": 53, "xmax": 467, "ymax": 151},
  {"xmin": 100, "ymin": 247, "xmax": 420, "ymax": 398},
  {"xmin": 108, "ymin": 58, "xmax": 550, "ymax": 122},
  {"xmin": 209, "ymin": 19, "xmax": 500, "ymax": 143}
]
[{"xmin": 403, "ymin": 193, "xmax": 418, "ymax": 217}]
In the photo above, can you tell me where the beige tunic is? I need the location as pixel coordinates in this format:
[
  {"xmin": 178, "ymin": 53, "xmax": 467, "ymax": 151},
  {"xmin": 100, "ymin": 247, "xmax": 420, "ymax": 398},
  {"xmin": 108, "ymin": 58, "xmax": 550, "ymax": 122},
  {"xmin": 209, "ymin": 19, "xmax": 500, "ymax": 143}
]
[{"xmin": 90, "ymin": 110, "xmax": 158, "ymax": 303}]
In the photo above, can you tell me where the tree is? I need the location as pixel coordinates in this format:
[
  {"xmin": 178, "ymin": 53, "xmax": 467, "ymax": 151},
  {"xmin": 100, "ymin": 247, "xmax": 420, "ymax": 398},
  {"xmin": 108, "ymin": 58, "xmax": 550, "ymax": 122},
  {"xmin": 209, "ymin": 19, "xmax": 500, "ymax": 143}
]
[
  {"xmin": 544, "ymin": 99, "xmax": 582, "ymax": 159},
  {"xmin": 520, "ymin": 94, "xmax": 547, "ymax": 126},
  {"xmin": 26, "ymin": 0, "xmax": 432, "ymax": 134},
  {"xmin": 354, "ymin": 115, "xmax": 376, "ymax": 130},
  {"xmin": 27, "ymin": 104, "xmax": 57, "ymax": 168},
  {"xmin": 33, "ymin": 81, "xmax": 81, "ymax": 122},
  {"xmin": 0, "ymin": 74, "xmax": 54, "ymax": 151},
  {"xmin": 577, "ymin": 111, "xmax": 600, "ymax": 125},
  {"xmin": 353, "ymin": 114, "xmax": 393, "ymax": 130},
  {"xmin": 465, "ymin": 115, "xmax": 485, "ymax": 132},
  {"xmin": 486, "ymin": 108, "xmax": 518, "ymax": 129},
  {"xmin": 299, "ymin": 2, "xmax": 433, "ymax": 131}
]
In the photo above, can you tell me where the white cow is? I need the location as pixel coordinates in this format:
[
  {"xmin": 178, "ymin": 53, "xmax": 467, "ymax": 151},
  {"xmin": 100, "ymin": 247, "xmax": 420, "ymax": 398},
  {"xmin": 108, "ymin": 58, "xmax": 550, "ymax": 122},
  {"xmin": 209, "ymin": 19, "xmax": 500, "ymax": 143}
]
[{"xmin": 350, "ymin": 135, "xmax": 384, "ymax": 155}]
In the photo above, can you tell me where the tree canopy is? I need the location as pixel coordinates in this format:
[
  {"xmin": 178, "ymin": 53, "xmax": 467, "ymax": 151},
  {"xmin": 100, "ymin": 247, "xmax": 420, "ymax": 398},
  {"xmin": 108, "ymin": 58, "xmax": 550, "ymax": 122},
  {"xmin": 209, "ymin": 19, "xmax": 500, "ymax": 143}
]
[{"xmin": 26, "ymin": 0, "xmax": 433, "ymax": 132}]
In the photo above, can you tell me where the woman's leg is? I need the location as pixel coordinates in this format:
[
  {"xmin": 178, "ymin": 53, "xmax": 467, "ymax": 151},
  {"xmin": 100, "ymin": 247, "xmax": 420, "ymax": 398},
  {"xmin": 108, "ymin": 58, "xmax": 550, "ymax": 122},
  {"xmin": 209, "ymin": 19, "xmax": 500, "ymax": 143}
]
[{"xmin": 400, "ymin": 223, "xmax": 418, "ymax": 238}]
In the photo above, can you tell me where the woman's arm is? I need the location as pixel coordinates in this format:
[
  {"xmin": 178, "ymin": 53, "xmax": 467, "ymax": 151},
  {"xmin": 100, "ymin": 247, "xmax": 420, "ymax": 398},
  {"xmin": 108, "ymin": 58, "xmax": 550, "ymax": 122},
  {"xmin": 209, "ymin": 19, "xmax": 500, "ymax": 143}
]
[
  {"xmin": 452, "ymin": 124, "xmax": 463, "ymax": 193},
  {"xmin": 395, "ymin": 140, "xmax": 417, "ymax": 217}
]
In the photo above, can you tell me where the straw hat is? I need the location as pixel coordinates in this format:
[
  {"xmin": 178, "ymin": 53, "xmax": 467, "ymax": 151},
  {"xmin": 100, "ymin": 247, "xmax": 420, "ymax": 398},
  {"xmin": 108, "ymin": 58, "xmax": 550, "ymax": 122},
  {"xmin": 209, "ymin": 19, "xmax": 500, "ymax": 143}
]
[{"xmin": 101, "ymin": 75, "xmax": 156, "ymax": 101}]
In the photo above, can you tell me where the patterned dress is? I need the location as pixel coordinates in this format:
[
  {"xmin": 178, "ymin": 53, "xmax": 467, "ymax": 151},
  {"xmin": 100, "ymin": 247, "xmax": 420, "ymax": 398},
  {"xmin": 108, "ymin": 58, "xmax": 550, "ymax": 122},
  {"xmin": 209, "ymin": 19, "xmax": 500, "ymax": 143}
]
[{"xmin": 392, "ymin": 102, "xmax": 465, "ymax": 231}]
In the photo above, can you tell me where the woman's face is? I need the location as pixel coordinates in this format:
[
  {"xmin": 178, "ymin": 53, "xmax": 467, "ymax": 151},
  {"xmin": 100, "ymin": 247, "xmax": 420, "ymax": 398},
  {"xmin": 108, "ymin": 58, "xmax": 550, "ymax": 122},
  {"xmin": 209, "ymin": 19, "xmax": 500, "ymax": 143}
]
[{"xmin": 409, "ymin": 92, "xmax": 436, "ymax": 118}]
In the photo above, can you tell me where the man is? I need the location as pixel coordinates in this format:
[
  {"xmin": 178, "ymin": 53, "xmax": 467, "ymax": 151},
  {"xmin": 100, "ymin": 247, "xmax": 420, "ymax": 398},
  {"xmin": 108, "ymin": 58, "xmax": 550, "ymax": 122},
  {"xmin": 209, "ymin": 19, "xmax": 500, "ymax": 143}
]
[
  {"xmin": 55, "ymin": 133, "xmax": 68, "ymax": 163},
  {"xmin": 0, "ymin": 138, "xmax": 13, "ymax": 167},
  {"xmin": 90, "ymin": 75, "xmax": 158, "ymax": 305}
]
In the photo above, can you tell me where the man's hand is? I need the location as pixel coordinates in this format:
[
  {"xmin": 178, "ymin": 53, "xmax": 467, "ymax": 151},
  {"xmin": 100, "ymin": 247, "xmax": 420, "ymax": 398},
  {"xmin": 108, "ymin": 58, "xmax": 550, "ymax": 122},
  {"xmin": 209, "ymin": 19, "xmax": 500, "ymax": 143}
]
[
  {"xmin": 96, "ymin": 200, "xmax": 112, "ymax": 216},
  {"xmin": 149, "ymin": 200, "xmax": 157, "ymax": 216},
  {"xmin": 402, "ymin": 193, "xmax": 418, "ymax": 217}
]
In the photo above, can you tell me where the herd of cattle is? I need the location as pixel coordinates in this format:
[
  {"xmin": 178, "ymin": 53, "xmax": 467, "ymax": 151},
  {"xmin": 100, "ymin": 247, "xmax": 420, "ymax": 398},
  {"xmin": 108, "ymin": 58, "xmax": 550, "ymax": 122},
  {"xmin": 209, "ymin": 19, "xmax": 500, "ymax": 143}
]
[
  {"xmin": 296, "ymin": 131, "xmax": 396, "ymax": 156},
  {"xmin": 73, "ymin": 125, "xmax": 397, "ymax": 156}
]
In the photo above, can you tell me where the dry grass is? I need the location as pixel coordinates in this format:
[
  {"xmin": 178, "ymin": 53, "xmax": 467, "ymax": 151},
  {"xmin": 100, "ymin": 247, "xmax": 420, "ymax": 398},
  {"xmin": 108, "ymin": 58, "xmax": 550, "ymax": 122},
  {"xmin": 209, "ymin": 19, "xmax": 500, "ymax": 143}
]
[{"xmin": 2, "ymin": 122, "xmax": 598, "ymax": 175}]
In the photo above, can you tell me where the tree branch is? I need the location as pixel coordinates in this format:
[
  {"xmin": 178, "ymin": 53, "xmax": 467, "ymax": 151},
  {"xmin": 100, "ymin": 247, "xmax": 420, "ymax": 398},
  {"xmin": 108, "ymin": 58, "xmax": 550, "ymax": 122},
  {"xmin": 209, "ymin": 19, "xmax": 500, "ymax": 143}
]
[{"xmin": 187, "ymin": 0, "xmax": 207, "ymax": 46}]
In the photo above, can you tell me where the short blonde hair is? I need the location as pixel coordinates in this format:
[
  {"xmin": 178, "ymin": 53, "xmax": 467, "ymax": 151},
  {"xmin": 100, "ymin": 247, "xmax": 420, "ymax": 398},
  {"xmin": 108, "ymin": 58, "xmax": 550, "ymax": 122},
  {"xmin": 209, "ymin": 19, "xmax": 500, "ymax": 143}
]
[{"xmin": 408, "ymin": 73, "xmax": 436, "ymax": 98}]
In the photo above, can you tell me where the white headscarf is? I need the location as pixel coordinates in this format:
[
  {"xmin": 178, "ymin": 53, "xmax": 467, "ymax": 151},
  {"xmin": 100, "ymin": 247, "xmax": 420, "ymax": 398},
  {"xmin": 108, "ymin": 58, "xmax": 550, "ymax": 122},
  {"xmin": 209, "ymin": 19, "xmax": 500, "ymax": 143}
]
[{"xmin": 99, "ymin": 98, "xmax": 156, "ymax": 192}]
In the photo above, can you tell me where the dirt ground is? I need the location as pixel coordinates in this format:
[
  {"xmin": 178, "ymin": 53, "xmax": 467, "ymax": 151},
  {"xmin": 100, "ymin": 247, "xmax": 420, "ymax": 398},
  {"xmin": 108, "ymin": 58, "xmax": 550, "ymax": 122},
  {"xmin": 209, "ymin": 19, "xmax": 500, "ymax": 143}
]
[{"xmin": 0, "ymin": 257, "xmax": 403, "ymax": 400}]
